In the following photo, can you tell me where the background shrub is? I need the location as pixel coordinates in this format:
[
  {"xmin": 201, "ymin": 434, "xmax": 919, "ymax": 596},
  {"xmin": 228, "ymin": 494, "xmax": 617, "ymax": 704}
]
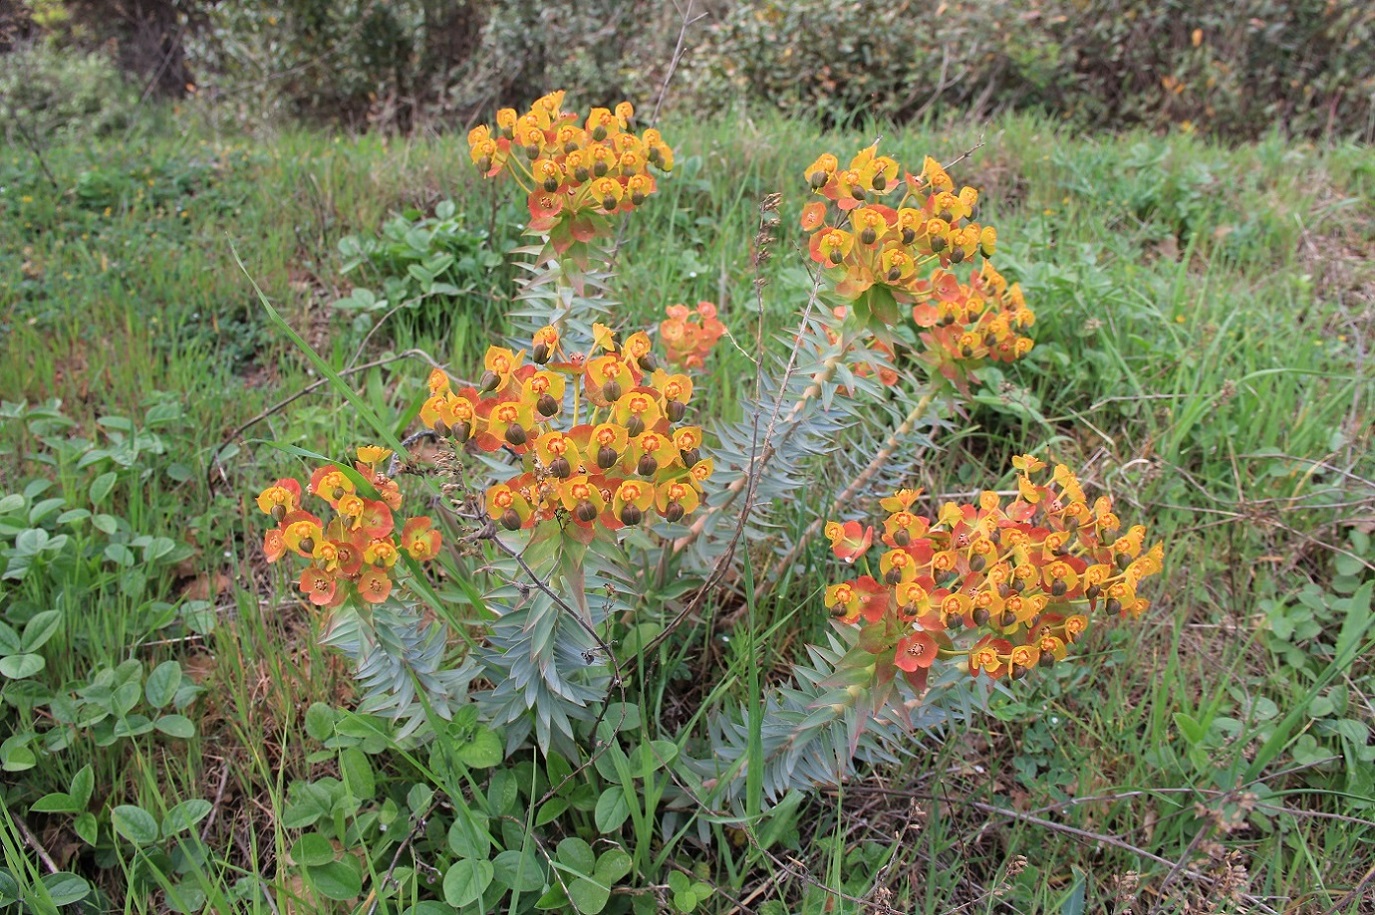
[
  {"xmin": 5, "ymin": 0, "xmax": 1373, "ymax": 137},
  {"xmin": 0, "ymin": 42, "xmax": 137, "ymax": 142},
  {"xmin": 684, "ymin": 0, "xmax": 1375, "ymax": 140}
]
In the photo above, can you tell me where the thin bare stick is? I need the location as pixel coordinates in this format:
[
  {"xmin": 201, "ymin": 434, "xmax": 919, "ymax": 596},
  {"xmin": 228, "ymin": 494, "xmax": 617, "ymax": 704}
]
[
  {"xmin": 199, "ymin": 758, "xmax": 232, "ymax": 841},
  {"xmin": 650, "ymin": 0, "xmax": 710, "ymax": 125},
  {"xmin": 362, "ymin": 802, "xmax": 435, "ymax": 915},
  {"xmin": 968, "ymin": 801, "xmax": 1280, "ymax": 914},
  {"xmin": 207, "ymin": 348, "xmax": 456, "ymax": 492},
  {"xmin": 759, "ymin": 389, "xmax": 938, "ymax": 600},
  {"xmin": 13, "ymin": 814, "xmax": 59, "ymax": 874}
]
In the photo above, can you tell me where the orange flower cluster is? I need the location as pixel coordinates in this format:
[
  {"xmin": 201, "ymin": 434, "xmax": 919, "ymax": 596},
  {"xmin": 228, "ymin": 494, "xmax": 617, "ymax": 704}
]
[
  {"xmin": 801, "ymin": 146, "xmax": 1033, "ymax": 386},
  {"xmin": 421, "ymin": 324, "xmax": 713, "ymax": 540},
  {"xmin": 659, "ymin": 301, "xmax": 726, "ymax": 370},
  {"xmin": 823, "ymin": 457, "xmax": 1163, "ymax": 693},
  {"xmin": 466, "ymin": 91, "xmax": 673, "ymax": 253},
  {"xmin": 912, "ymin": 261, "xmax": 1035, "ymax": 387},
  {"xmin": 256, "ymin": 447, "xmax": 441, "ymax": 608}
]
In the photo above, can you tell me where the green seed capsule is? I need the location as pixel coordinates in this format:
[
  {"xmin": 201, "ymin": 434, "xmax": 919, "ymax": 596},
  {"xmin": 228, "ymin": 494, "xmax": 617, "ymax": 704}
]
[
  {"xmin": 299, "ymin": 537, "xmax": 315, "ymax": 554},
  {"xmin": 602, "ymin": 380, "xmax": 622, "ymax": 402},
  {"xmin": 270, "ymin": 504, "xmax": 286, "ymax": 523},
  {"xmin": 452, "ymin": 421, "xmax": 471, "ymax": 444}
]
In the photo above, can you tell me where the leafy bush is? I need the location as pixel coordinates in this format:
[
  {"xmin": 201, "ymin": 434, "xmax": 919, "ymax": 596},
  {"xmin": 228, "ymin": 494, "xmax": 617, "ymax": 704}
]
[
  {"xmin": 0, "ymin": 42, "xmax": 137, "ymax": 142},
  {"xmin": 332, "ymin": 199, "xmax": 511, "ymax": 356},
  {"xmin": 685, "ymin": 0, "xmax": 1375, "ymax": 140},
  {"xmin": 189, "ymin": 0, "xmax": 674, "ymax": 129}
]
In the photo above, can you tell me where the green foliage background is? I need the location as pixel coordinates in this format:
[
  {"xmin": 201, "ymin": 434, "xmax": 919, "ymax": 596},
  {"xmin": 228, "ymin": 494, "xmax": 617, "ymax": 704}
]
[{"xmin": 8, "ymin": 0, "xmax": 1375, "ymax": 139}]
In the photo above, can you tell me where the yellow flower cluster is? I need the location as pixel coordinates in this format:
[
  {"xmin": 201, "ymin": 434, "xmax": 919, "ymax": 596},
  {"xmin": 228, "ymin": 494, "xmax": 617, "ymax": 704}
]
[
  {"xmin": 421, "ymin": 324, "xmax": 712, "ymax": 542},
  {"xmin": 466, "ymin": 91, "xmax": 673, "ymax": 251}
]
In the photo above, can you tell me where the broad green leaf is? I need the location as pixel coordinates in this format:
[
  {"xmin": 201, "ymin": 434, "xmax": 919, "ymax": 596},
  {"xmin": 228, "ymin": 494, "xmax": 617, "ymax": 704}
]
[
  {"xmin": 73, "ymin": 812, "xmax": 99, "ymax": 846},
  {"xmin": 555, "ymin": 837, "xmax": 595, "ymax": 875},
  {"xmin": 0, "ymin": 740, "xmax": 36, "ymax": 771},
  {"xmin": 1173, "ymin": 712, "xmax": 1207, "ymax": 746},
  {"xmin": 308, "ymin": 859, "xmax": 362, "ymax": 901},
  {"xmin": 339, "ymin": 746, "xmax": 376, "ymax": 800},
  {"xmin": 70, "ymin": 764, "xmax": 94, "ymax": 808},
  {"xmin": 89, "ymin": 472, "xmax": 118, "ymax": 505},
  {"xmin": 536, "ymin": 797, "xmax": 569, "ymax": 826},
  {"xmin": 162, "ymin": 799, "xmax": 212, "ymax": 837},
  {"xmin": 567, "ymin": 877, "xmax": 611, "ymax": 914},
  {"xmin": 594, "ymin": 848, "xmax": 631, "ymax": 883},
  {"xmin": 40, "ymin": 873, "xmax": 91, "ymax": 906},
  {"xmin": 155, "ymin": 714, "xmax": 197, "ymax": 739},
  {"xmin": 455, "ymin": 726, "xmax": 503, "ymax": 769},
  {"xmin": 145, "ymin": 660, "xmax": 182, "ymax": 708},
  {"xmin": 447, "ymin": 809, "xmax": 492, "ymax": 859},
  {"xmin": 493, "ymin": 848, "xmax": 545, "ymax": 893},
  {"xmin": 29, "ymin": 792, "xmax": 81, "ymax": 814},
  {"xmin": 290, "ymin": 833, "xmax": 337, "ymax": 868},
  {"xmin": 21, "ymin": 611, "xmax": 61, "ymax": 652},
  {"xmin": 112, "ymin": 805, "xmax": 161, "ymax": 845},
  {"xmin": 593, "ymin": 787, "xmax": 630, "ymax": 833},
  {"xmin": 0, "ymin": 621, "xmax": 20, "ymax": 654},
  {"xmin": 0, "ymin": 653, "xmax": 44, "ymax": 679},
  {"xmin": 407, "ymin": 783, "xmax": 434, "ymax": 815},
  {"xmin": 443, "ymin": 859, "xmax": 494, "ymax": 908}
]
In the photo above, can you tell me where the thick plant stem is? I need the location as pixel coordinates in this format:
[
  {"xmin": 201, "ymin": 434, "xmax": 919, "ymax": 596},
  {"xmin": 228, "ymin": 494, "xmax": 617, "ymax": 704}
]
[
  {"xmin": 759, "ymin": 389, "xmax": 939, "ymax": 598},
  {"xmin": 671, "ymin": 346, "xmax": 849, "ymax": 554}
]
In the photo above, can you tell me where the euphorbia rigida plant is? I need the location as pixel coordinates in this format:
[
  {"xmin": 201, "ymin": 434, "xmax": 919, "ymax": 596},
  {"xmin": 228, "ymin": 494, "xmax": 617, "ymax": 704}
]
[{"xmin": 254, "ymin": 90, "xmax": 1162, "ymax": 805}]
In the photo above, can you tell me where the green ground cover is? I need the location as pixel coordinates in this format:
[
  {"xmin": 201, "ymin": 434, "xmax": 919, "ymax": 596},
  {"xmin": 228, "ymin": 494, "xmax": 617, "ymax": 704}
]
[{"xmin": 1, "ymin": 109, "xmax": 1372, "ymax": 913}]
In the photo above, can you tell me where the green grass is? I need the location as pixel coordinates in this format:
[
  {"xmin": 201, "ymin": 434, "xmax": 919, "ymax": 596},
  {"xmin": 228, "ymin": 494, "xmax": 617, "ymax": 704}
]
[{"xmin": 1, "ymin": 105, "xmax": 1372, "ymax": 914}]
